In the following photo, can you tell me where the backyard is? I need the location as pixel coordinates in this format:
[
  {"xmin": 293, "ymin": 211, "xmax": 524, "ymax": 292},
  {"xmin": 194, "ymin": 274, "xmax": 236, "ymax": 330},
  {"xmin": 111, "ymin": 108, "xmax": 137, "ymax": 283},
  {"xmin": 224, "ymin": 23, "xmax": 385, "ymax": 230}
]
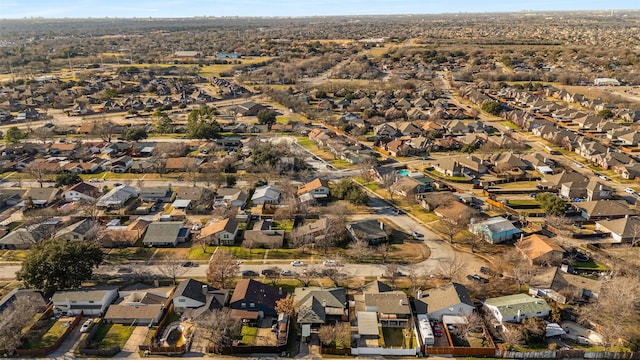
[
  {"xmin": 88, "ymin": 323, "xmax": 135, "ymax": 350},
  {"xmin": 21, "ymin": 318, "xmax": 72, "ymax": 350}
]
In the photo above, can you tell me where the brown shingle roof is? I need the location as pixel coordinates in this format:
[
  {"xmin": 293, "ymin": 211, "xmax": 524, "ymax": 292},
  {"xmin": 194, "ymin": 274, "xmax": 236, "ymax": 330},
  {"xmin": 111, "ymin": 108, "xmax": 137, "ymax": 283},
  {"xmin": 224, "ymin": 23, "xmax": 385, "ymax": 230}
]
[{"xmin": 516, "ymin": 234, "xmax": 564, "ymax": 261}]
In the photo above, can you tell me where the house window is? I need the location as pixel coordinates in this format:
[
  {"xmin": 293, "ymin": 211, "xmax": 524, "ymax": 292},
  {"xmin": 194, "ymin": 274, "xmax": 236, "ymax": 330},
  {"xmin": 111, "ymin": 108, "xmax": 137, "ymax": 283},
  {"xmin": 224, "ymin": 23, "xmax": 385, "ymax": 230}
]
[
  {"xmin": 71, "ymin": 301, "xmax": 77, "ymax": 303},
  {"xmin": 250, "ymin": 303, "xmax": 255, "ymax": 308},
  {"xmin": 88, "ymin": 301, "xmax": 94, "ymax": 304},
  {"xmin": 241, "ymin": 303, "xmax": 246, "ymax": 308},
  {"xmin": 179, "ymin": 299, "xmax": 185, "ymax": 302}
]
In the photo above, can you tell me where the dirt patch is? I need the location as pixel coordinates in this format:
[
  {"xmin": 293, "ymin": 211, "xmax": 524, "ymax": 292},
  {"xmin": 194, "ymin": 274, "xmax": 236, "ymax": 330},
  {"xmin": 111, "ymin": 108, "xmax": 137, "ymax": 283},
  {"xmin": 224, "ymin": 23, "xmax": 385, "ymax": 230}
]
[{"xmin": 389, "ymin": 241, "xmax": 431, "ymax": 263}]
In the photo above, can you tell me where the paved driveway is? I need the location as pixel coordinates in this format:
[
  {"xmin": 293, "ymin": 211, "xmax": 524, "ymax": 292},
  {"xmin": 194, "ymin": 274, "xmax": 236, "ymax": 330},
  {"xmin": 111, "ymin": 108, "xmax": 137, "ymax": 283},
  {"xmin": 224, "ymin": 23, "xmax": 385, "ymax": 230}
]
[{"xmin": 115, "ymin": 325, "xmax": 149, "ymax": 358}]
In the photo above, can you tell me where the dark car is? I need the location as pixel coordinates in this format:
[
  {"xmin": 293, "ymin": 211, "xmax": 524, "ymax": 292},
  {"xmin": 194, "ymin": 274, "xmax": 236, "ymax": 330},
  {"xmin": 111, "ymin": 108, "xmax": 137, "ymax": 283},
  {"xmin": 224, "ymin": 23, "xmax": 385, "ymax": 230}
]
[
  {"xmin": 182, "ymin": 261, "xmax": 194, "ymax": 267},
  {"xmin": 261, "ymin": 269, "xmax": 278, "ymax": 276},
  {"xmin": 242, "ymin": 270, "xmax": 258, "ymax": 277},
  {"xmin": 480, "ymin": 267, "xmax": 494, "ymax": 276}
]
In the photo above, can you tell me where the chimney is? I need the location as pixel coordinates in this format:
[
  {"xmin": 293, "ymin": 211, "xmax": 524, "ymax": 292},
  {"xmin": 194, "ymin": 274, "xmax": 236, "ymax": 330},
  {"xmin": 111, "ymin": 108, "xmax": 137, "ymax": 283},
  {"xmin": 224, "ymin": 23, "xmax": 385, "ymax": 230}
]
[
  {"xmin": 279, "ymin": 287, "xmax": 283, "ymax": 296},
  {"xmin": 322, "ymin": 299, "xmax": 327, "ymax": 307},
  {"xmin": 399, "ymin": 299, "xmax": 404, "ymax": 306},
  {"xmin": 202, "ymin": 284, "xmax": 208, "ymax": 296},
  {"xmin": 417, "ymin": 290, "xmax": 422, "ymax": 299},
  {"xmin": 379, "ymin": 221, "xmax": 384, "ymax": 231}
]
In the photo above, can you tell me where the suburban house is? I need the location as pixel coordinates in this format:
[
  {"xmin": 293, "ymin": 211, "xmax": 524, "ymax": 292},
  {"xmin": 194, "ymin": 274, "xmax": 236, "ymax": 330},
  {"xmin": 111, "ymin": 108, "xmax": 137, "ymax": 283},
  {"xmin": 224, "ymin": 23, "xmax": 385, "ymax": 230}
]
[
  {"xmin": 575, "ymin": 200, "xmax": 636, "ymax": 221},
  {"xmin": 64, "ymin": 182, "xmax": 102, "ymax": 203},
  {"xmin": 469, "ymin": 216, "xmax": 522, "ymax": 244},
  {"xmin": 346, "ymin": 219, "xmax": 388, "ymax": 245},
  {"xmin": 139, "ymin": 186, "xmax": 175, "ymax": 203},
  {"xmin": 143, "ymin": 221, "xmax": 189, "ymax": 247},
  {"xmin": 172, "ymin": 278, "xmax": 230, "ymax": 320},
  {"xmin": 229, "ymin": 279, "xmax": 286, "ymax": 318},
  {"xmin": 414, "ymin": 282, "xmax": 475, "ymax": 321},
  {"xmin": 104, "ymin": 287, "xmax": 173, "ymax": 325},
  {"xmin": 393, "ymin": 176, "xmax": 430, "ymax": 197},
  {"xmin": 97, "ymin": 185, "xmax": 139, "ymax": 209},
  {"xmin": 529, "ymin": 267, "xmax": 601, "ymax": 304},
  {"xmin": 109, "ymin": 155, "xmax": 133, "ymax": 173},
  {"xmin": 515, "ymin": 234, "xmax": 564, "ymax": 266},
  {"xmin": 596, "ymin": 216, "xmax": 640, "ymax": 243},
  {"xmin": 0, "ymin": 288, "xmax": 48, "ymax": 318},
  {"xmin": 165, "ymin": 157, "xmax": 198, "ymax": 172},
  {"xmin": 174, "ymin": 187, "xmax": 213, "ymax": 210},
  {"xmin": 363, "ymin": 290, "xmax": 411, "ymax": 327},
  {"xmin": 585, "ymin": 180, "xmax": 613, "ymax": 201},
  {"xmin": 21, "ymin": 187, "xmax": 63, "ymax": 207},
  {"xmin": 52, "ymin": 286, "xmax": 119, "ymax": 316},
  {"xmin": 251, "ymin": 185, "xmax": 282, "ymax": 205},
  {"xmin": 215, "ymin": 188, "xmax": 248, "ymax": 208},
  {"xmin": 243, "ymin": 219, "xmax": 285, "ymax": 249},
  {"xmin": 483, "ymin": 294, "xmax": 551, "ymax": 324},
  {"xmin": 433, "ymin": 158, "xmax": 463, "ymax": 177},
  {"xmin": 236, "ymin": 101, "xmax": 268, "ymax": 116},
  {"xmin": 0, "ymin": 221, "xmax": 60, "ymax": 250},
  {"xmin": 99, "ymin": 219, "xmax": 150, "ymax": 248},
  {"xmin": 294, "ymin": 287, "xmax": 347, "ymax": 336},
  {"xmin": 55, "ymin": 219, "xmax": 96, "ymax": 242},
  {"xmin": 199, "ymin": 218, "xmax": 239, "ymax": 246},
  {"xmin": 297, "ymin": 178, "xmax": 330, "ymax": 201}
]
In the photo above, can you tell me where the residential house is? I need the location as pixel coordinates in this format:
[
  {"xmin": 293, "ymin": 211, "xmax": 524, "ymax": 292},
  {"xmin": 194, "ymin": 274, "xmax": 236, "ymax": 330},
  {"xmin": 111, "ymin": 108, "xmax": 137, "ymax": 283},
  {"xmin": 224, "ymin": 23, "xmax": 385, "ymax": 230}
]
[
  {"xmin": 469, "ymin": 216, "xmax": 522, "ymax": 244},
  {"xmin": 199, "ymin": 218, "xmax": 239, "ymax": 246},
  {"xmin": 52, "ymin": 286, "xmax": 119, "ymax": 316},
  {"xmin": 229, "ymin": 279, "xmax": 285, "ymax": 318},
  {"xmin": 0, "ymin": 288, "xmax": 47, "ymax": 319},
  {"xmin": 586, "ymin": 180, "xmax": 613, "ymax": 201},
  {"xmin": 143, "ymin": 221, "xmax": 188, "ymax": 247},
  {"xmin": 414, "ymin": 283, "xmax": 475, "ymax": 321},
  {"xmin": 297, "ymin": 178, "xmax": 330, "ymax": 201},
  {"xmin": 373, "ymin": 123, "xmax": 399, "ymax": 138},
  {"xmin": 243, "ymin": 219, "xmax": 284, "ymax": 249},
  {"xmin": 236, "ymin": 101, "xmax": 268, "ymax": 116},
  {"xmin": 0, "ymin": 220, "xmax": 60, "ymax": 249},
  {"xmin": 49, "ymin": 142, "xmax": 79, "ymax": 156},
  {"xmin": 172, "ymin": 279, "xmax": 230, "ymax": 320},
  {"xmin": 433, "ymin": 201, "xmax": 474, "ymax": 224},
  {"xmin": 55, "ymin": 219, "xmax": 96, "ymax": 242},
  {"xmin": 294, "ymin": 287, "xmax": 347, "ymax": 335},
  {"xmin": 0, "ymin": 188, "xmax": 25, "ymax": 207},
  {"xmin": 613, "ymin": 162, "xmax": 640, "ymax": 180},
  {"xmin": 99, "ymin": 219, "xmax": 149, "ymax": 248},
  {"xmin": 64, "ymin": 182, "xmax": 102, "ymax": 203},
  {"xmin": 456, "ymin": 155, "xmax": 487, "ymax": 174},
  {"xmin": 559, "ymin": 176, "xmax": 590, "ymax": 199},
  {"xmin": 251, "ymin": 185, "xmax": 282, "ymax": 205},
  {"xmin": 575, "ymin": 200, "xmax": 636, "ymax": 221},
  {"xmin": 109, "ymin": 155, "xmax": 133, "ymax": 173},
  {"xmin": 491, "ymin": 152, "xmax": 530, "ymax": 171},
  {"xmin": 515, "ymin": 234, "xmax": 564, "ymax": 266},
  {"xmin": 139, "ymin": 186, "xmax": 175, "ymax": 203},
  {"xmin": 363, "ymin": 290, "xmax": 411, "ymax": 327},
  {"xmin": 96, "ymin": 185, "xmax": 139, "ymax": 209},
  {"xmin": 393, "ymin": 176, "xmax": 430, "ymax": 197},
  {"xmin": 22, "ymin": 187, "xmax": 63, "ymax": 207},
  {"xmin": 346, "ymin": 219, "xmax": 388, "ymax": 245},
  {"xmin": 484, "ymin": 294, "xmax": 551, "ymax": 324},
  {"xmin": 384, "ymin": 139, "xmax": 413, "ymax": 157},
  {"xmin": 165, "ymin": 157, "xmax": 198, "ymax": 172},
  {"xmin": 175, "ymin": 186, "xmax": 213, "ymax": 210},
  {"xmin": 596, "ymin": 216, "xmax": 640, "ymax": 243},
  {"xmin": 433, "ymin": 158, "xmax": 463, "ymax": 177},
  {"xmin": 104, "ymin": 287, "xmax": 173, "ymax": 325},
  {"xmin": 214, "ymin": 188, "xmax": 248, "ymax": 208},
  {"xmin": 295, "ymin": 218, "xmax": 328, "ymax": 244}
]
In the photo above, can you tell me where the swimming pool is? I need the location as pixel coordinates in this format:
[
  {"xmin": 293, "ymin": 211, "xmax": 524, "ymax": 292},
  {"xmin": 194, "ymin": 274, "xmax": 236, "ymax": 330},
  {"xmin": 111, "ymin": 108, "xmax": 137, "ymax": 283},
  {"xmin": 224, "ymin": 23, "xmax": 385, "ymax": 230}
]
[{"xmin": 397, "ymin": 169, "xmax": 410, "ymax": 177}]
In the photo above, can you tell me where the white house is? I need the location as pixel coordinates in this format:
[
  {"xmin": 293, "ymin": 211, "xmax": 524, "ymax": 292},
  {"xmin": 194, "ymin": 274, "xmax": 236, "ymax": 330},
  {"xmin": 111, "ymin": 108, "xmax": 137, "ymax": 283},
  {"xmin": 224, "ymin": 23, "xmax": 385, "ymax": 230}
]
[
  {"xmin": 172, "ymin": 279, "xmax": 229, "ymax": 319},
  {"xmin": 483, "ymin": 294, "xmax": 550, "ymax": 324},
  {"xmin": 64, "ymin": 182, "xmax": 102, "ymax": 203},
  {"xmin": 251, "ymin": 185, "xmax": 282, "ymax": 205},
  {"xmin": 296, "ymin": 178, "xmax": 330, "ymax": 200},
  {"xmin": 199, "ymin": 218, "xmax": 239, "ymax": 245},
  {"xmin": 52, "ymin": 287, "xmax": 119, "ymax": 316},
  {"xmin": 97, "ymin": 185, "xmax": 139, "ymax": 209}
]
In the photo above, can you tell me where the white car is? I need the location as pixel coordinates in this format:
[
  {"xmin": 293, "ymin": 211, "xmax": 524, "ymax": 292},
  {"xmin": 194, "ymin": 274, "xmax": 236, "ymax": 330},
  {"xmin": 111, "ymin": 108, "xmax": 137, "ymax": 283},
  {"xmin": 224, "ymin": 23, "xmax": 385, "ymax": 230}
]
[
  {"xmin": 598, "ymin": 175, "xmax": 610, "ymax": 181},
  {"xmin": 573, "ymin": 162, "xmax": 584, "ymax": 168},
  {"xmin": 291, "ymin": 260, "xmax": 305, "ymax": 266},
  {"xmin": 625, "ymin": 187, "xmax": 635, "ymax": 194},
  {"xmin": 323, "ymin": 260, "xmax": 338, "ymax": 267},
  {"xmin": 80, "ymin": 319, "xmax": 93, "ymax": 333}
]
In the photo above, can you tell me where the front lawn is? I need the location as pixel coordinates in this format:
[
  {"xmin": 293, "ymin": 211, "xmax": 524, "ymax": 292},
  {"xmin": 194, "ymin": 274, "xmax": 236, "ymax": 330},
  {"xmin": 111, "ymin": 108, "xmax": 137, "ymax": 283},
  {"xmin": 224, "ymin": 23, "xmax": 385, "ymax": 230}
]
[
  {"xmin": 22, "ymin": 319, "xmax": 69, "ymax": 349},
  {"xmin": 104, "ymin": 247, "xmax": 155, "ymax": 263},
  {"xmin": 90, "ymin": 323, "xmax": 135, "ymax": 350},
  {"xmin": 1, "ymin": 250, "xmax": 30, "ymax": 261},
  {"xmin": 573, "ymin": 259, "xmax": 609, "ymax": 271},
  {"xmin": 187, "ymin": 246, "xmax": 217, "ymax": 260},
  {"xmin": 226, "ymin": 246, "xmax": 266, "ymax": 260}
]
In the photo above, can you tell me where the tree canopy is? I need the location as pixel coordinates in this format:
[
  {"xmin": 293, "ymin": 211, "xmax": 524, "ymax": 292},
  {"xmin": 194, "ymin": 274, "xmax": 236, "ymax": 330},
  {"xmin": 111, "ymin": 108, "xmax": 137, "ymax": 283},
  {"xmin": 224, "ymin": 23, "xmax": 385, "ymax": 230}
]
[
  {"xmin": 17, "ymin": 238, "xmax": 104, "ymax": 293},
  {"xmin": 5, "ymin": 126, "xmax": 26, "ymax": 144},
  {"xmin": 481, "ymin": 100, "xmax": 501, "ymax": 116},
  {"xmin": 332, "ymin": 179, "xmax": 369, "ymax": 206},
  {"xmin": 256, "ymin": 109, "xmax": 278, "ymax": 125},
  {"xmin": 55, "ymin": 172, "xmax": 82, "ymax": 187},
  {"xmin": 123, "ymin": 126, "xmax": 148, "ymax": 141},
  {"xmin": 536, "ymin": 192, "xmax": 568, "ymax": 217},
  {"xmin": 186, "ymin": 106, "xmax": 221, "ymax": 139}
]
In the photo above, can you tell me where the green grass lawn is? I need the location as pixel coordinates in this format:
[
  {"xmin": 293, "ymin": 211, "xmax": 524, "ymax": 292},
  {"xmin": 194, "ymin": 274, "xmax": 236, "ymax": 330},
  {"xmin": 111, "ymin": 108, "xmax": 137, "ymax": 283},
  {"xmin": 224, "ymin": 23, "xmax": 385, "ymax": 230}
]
[
  {"xmin": 104, "ymin": 247, "xmax": 155, "ymax": 263},
  {"xmin": 240, "ymin": 326, "xmax": 258, "ymax": 345},
  {"xmin": 265, "ymin": 248, "xmax": 301, "ymax": 260},
  {"xmin": 23, "ymin": 319, "xmax": 69, "ymax": 349},
  {"xmin": 573, "ymin": 259, "xmax": 609, "ymax": 271},
  {"xmin": 272, "ymin": 220, "xmax": 294, "ymax": 232},
  {"xmin": 2, "ymin": 250, "xmax": 30, "ymax": 261},
  {"xmin": 507, "ymin": 199, "xmax": 540, "ymax": 206},
  {"xmin": 226, "ymin": 246, "xmax": 266, "ymax": 260},
  {"xmin": 90, "ymin": 323, "xmax": 135, "ymax": 350},
  {"xmin": 187, "ymin": 246, "xmax": 217, "ymax": 260}
]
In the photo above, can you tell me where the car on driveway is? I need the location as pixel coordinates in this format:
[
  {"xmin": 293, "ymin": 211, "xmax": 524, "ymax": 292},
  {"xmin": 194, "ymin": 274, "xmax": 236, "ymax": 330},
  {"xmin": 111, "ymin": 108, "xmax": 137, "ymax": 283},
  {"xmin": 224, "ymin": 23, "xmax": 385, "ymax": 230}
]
[
  {"xmin": 291, "ymin": 260, "xmax": 305, "ymax": 266},
  {"xmin": 323, "ymin": 260, "xmax": 338, "ymax": 267},
  {"xmin": 80, "ymin": 319, "xmax": 93, "ymax": 333},
  {"xmin": 242, "ymin": 270, "xmax": 258, "ymax": 277}
]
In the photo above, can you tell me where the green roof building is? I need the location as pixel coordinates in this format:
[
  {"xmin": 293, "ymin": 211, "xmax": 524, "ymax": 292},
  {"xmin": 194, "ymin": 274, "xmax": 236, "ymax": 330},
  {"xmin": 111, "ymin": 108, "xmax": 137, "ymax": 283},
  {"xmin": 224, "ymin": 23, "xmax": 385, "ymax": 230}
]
[{"xmin": 483, "ymin": 294, "xmax": 550, "ymax": 323}]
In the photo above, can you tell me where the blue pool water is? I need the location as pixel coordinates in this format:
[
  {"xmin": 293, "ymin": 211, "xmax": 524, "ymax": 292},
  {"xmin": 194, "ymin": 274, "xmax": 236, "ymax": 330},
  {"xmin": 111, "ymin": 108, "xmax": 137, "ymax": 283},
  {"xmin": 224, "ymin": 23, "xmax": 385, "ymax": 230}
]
[{"xmin": 397, "ymin": 169, "xmax": 410, "ymax": 177}]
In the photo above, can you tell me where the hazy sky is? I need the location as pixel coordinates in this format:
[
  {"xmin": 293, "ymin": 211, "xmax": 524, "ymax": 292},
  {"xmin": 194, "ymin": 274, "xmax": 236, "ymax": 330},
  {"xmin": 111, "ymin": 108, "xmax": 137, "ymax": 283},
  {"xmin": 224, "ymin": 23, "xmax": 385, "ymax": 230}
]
[{"xmin": 0, "ymin": 0, "xmax": 637, "ymax": 18}]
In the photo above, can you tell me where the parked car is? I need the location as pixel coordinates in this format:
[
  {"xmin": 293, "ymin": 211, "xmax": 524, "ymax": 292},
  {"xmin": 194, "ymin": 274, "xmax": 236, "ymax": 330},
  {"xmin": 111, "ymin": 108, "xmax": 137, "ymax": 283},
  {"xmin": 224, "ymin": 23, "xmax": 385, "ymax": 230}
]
[
  {"xmin": 242, "ymin": 270, "xmax": 258, "ymax": 277},
  {"xmin": 467, "ymin": 274, "xmax": 489, "ymax": 283},
  {"xmin": 80, "ymin": 319, "xmax": 93, "ymax": 333},
  {"xmin": 625, "ymin": 187, "xmax": 635, "ymax": 194},
  {"xmin": 412, "ymin": 231, "xmax": 424, "ymax": 238},
  {"xmin": 291, "ymin": 260, "xmax": 305, "ymax": 266},
  {"xmin": 323, "ymin": 260, "xmax": 338, "ymax": 267},
  {"xmin": 280, "ymin": 269, "xmax": 294, "ymax": 276},
  {"xmin": 480, "ymin": 267, "xmax": 494, "ymax": 276},
  {"xmin": 182, "ymin": 261, "xmax": 194, "ymax": 267},
  {"xmin": 261, "ymin": 269, "xmax": 278, "ymax": 276},
  {"xmin": 432, "ymin": 323, "xmax": 443, "ymax": 337},
  {"xmin": 89, "ymin": 178, "xmax": 99, "ymax": 183}
]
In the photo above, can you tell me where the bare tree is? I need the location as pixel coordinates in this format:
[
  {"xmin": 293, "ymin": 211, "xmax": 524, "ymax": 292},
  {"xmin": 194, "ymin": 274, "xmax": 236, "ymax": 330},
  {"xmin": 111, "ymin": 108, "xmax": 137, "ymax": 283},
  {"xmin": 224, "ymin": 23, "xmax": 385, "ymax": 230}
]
[
  {"xmin": 76, "ymin": 199, "xmax": 100, "ymax": 220},
  {"xmin": 436, "ymin": 217, "xmax": 463, "ymax": 244},
  {"xmin": 500, "ymin": 324, "xmax": 524, "ymax": 350},
  {"xmin": 157, "ymin": 254, "xmax": 189, "ymax": 286},
  {"xmin": 206, "ymin": 250, "xmax": 239, "ymax": 289},
  {"xmin": 197, "ymin": 308, "xmax": 241, "ymax": 353},
  {"xmin": 318, "ymin": 325, "xmax": 336, "ymax": 346},
  {"xmin": 384, "ymin": 263, "xmax": 400, "ymax": 287},
  {"xmin": 381, "ymin": 171, "xmax": 400, "ymax": 201},
  {"xmin": 454, "ymin": 312, "xmax": 484, "ymax": 341},
  {"xmin": 290, "ymin": 227, "xmax": 312, "ymax": 255},
  {"xmin": 376, "ymin": 242, "xmax": 392, "ymax": 264},
  {"xmin": 347, "ymin": 237, "xmax": 372, "ymax": 262},
  {"xmin": 437, "ymin": 255, "xmax": 466, "ymax": 281},
  {"xmin": 25, "ymin": 161, "xmax": 53, "ymax": 187},
  {"xmin": 91, "ymin": 117, "xmax": 116, "ymax": 142},
  {"xmin": 0, "ymin": 302, "xmax": 36, "ymax": 354}
]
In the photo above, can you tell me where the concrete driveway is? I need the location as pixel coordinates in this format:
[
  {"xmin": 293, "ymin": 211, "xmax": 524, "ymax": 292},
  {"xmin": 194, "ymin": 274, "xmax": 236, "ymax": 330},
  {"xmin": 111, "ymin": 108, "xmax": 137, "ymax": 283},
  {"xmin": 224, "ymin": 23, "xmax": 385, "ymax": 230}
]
[{"xmin": 115, "ymin": 325, "xmax": 149, "ymax": 358}]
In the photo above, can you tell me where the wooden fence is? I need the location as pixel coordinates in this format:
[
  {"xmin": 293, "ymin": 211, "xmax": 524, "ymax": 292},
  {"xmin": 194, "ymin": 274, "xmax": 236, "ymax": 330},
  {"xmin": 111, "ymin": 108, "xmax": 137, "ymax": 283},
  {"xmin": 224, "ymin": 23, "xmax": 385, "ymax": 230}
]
[
  {"xmin": 427, "ymin": 346, "xmax": 496, "ymax": 357},
  {"xmin": 16, "ymin": 310, "xmax": 83, "ymax": 357}
]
